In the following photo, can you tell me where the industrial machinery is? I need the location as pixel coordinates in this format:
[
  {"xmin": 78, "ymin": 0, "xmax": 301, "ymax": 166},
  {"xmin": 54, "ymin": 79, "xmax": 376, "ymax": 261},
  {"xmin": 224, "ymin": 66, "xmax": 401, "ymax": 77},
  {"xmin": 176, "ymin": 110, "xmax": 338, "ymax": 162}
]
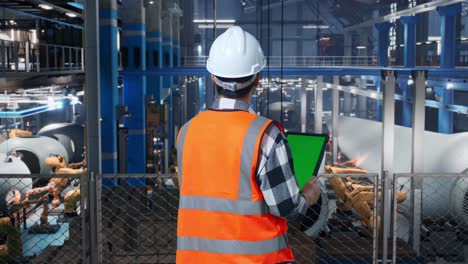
[
  {"xmin": 328, "ymin": 116, "xmax": 468, "ymax": 261},
  {"xmin": 0, "ymin": 136, "xmax": 69, "ymax": 175},
  {"xmin": 325, "ymin": 164, "xmax": 407, "ymax": 235},
  {"xmin": 0, "ymin": 123, "xmax": 85, "ymax": 248}
]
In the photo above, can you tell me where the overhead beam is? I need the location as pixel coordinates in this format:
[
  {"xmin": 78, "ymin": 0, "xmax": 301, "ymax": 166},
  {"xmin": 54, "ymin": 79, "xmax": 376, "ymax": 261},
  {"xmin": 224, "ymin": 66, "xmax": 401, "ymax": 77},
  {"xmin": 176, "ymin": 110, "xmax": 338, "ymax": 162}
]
[
  {"xmin": 28, "ymin": 0, "xmax": 82, "ymax": 18},
  {"xmin": 0, "ymin": 6, "xmax": 84, "ymax": 29},
  {"xmin": 343, "ymin": 0, "xmax": 464, "ymax": 32}
]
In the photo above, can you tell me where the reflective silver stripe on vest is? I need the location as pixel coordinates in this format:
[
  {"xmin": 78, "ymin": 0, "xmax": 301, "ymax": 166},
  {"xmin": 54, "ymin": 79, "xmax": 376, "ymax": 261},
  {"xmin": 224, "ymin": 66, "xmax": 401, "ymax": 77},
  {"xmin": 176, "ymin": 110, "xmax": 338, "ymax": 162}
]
[
  {"xmin": 238, "ymin": 115, "xmax": 271, "ymax": 200},
  {"xmin": 176, "ymin": 121, "xmax": 191, "ymax": 185},
  {"xmin": 179, "ymin": 195, "xmax": 268, "ymax": 215},
  {"xmin": 177, "ymin": 236, "xmax": 288, "ymax": 255}
]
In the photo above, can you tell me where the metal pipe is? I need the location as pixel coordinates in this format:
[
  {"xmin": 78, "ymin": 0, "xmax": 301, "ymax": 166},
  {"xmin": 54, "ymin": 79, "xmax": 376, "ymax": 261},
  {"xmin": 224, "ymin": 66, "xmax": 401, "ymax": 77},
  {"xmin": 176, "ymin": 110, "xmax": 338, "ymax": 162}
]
[
  {"xmin": 381, "ymin": 70, "xmax": 395, "ymax": 264},
  {"xmin": 300, "ymin": 77, "xmax": 307, "ymax": 133},
  {"xmin": 314, "ymin": 76, "xmax": 323, "ymax": 134},
  {"xmin": 332, "ymin": 76, "xmax": 339, "ymax": 162},
  {"xmin": 408, "ymin": 71, "xmax": 426, "ymax": 254},
  {"xmin": 84, "ymin": 0, "xmax": 101, "ymax": 262}
]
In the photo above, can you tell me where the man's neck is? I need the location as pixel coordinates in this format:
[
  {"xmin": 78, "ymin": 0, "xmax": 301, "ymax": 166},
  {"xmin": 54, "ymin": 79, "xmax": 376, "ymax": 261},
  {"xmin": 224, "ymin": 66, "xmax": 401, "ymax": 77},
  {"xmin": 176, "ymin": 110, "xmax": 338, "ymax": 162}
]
[{"xmin": 218, "ymin": 95, "xmax": 250, "ymax": 104}]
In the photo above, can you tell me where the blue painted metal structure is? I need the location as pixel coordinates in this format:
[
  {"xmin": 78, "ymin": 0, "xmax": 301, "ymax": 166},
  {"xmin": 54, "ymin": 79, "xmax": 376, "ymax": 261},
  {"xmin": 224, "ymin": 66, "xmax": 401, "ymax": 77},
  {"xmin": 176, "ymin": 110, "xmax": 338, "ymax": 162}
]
[
  {"xmin": 436, "ymin": 4, "xmax": 462, "ymax": 134},
  {"xmin": 122, "ymin": 21, "xmax": 147, "ymax": 185},
  {"xmin": 437, "ymin": 4, "xmax": 462, "ymax": 69},
  {"xmin": 401, "ymin": 82, "xmax": 413, "ymax": 127},
  {"xmin": 147, "ymin": 31, "xmax": 163, "ymax": 103},
  {"xmin": 400, "ymin": 16, "xmax": 420, "ymax": 68},
  {"xmin": 99, "ymin": 6, "xmax": 119, "ymax": 182},
  {"xmin": 375, "ymin": 22, "xmax": 392, "ymax": 67}
]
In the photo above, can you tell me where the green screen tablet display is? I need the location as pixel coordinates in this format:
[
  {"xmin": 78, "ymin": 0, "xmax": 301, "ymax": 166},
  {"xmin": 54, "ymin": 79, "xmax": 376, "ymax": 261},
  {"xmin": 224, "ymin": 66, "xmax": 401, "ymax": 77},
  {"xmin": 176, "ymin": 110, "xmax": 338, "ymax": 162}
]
[{"xmin": 286, "ymin": 133, "xmax": 328, "ymax": 190}]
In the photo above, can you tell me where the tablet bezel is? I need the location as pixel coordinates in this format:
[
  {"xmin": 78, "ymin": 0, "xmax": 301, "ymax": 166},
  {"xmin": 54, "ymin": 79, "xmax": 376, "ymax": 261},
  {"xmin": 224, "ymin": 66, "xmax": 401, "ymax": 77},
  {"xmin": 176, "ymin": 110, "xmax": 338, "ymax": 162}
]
[{"xmin": 285, "ymin": 132, "xmax": 329, "ymax": 186}]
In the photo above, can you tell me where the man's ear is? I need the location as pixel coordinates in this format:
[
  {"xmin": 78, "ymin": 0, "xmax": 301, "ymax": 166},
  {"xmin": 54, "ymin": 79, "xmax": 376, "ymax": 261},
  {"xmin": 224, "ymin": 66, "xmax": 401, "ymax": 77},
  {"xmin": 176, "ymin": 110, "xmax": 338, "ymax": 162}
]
[{"xmin": 254, "ymin": 74, "xmax": 261, "ymax": 86}]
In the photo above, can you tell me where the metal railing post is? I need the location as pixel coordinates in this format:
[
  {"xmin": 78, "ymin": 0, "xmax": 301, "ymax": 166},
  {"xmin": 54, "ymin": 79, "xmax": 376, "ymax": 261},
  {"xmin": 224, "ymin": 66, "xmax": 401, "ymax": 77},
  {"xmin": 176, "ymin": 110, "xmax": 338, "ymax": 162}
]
[
  {"xmin": 373, "ymin": 174, "xmax": 379, "ymax": 264},
  {"xmin": 62, "ymin": 46, "xmax": 65, "ymax": 70},
  {"xmin": 80, "ymin": 172, "xmax": 88, "ymax": 264},
  {"xmin": 36, "ymin": 43, "xmax": 40, "ymax": 72},
  {"xmin": 75, "ymin": 48, "xmax": 79, "ymax": 70},
  {"xmin": 54, "ymin": 46, "xmax": 57, "ymax": 71},
  {"xmin": 69, "ymin": 48, "xmax": 72, "ymax": 70},
  {"xmin": 381, "ymin": 170, "xmax": 391, "ymax": 264},
  {"xmin": 0, "ymin": 40, "xmax": 4, "ymax": 72},
  {"xmin": 392, "ymin": 174, "xmax": 399, "ymax": 264},
  {"xmin": 14, "ymin": 42, "xmax": 19, "ymax": 72},
  {"xmin": 25, "ymin": 41, "xmax": 30, "ymax": 72},
  {"xmin": 82, "ymin": 48, "xmax": 85, "ymax": 70},
  {"xmin": 45, "ymin": 45, "xmax": 50, "ymax": 71}
]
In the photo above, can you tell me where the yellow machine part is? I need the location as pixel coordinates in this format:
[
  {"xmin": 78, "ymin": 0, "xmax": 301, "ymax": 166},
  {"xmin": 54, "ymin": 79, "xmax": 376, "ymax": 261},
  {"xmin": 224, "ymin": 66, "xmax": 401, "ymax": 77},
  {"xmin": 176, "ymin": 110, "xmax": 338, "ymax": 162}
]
[
  {"xmin": 0, "ymin": 217, "xmax": 22, "ymax": 262},
  {"xmin": 64, "ymin": 186, "xmax": 81, "ymax": 215},
  {"xmin": 325, "ymin": 165, "xmax": 407, "ymax": 235}
]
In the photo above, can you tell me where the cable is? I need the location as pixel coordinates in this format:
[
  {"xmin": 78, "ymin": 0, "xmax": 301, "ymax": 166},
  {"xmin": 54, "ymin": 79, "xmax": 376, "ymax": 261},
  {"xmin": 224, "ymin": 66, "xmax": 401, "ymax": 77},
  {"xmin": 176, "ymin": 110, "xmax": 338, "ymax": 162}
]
[
  {"xmin": 280, "ymin": 0, "xmax": 284, "ymax": 124},
  {"xmin": 266, "ymin": 0, "xmax": 271, "ymax": 118}
]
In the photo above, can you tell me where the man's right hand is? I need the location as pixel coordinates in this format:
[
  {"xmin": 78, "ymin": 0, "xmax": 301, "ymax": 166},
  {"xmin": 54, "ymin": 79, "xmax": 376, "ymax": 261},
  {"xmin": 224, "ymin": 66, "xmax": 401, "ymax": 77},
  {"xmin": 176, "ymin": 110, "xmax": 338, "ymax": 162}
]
[{"xmin": 302, "ymin": 177, "xmax": 321, "ymax": 206}]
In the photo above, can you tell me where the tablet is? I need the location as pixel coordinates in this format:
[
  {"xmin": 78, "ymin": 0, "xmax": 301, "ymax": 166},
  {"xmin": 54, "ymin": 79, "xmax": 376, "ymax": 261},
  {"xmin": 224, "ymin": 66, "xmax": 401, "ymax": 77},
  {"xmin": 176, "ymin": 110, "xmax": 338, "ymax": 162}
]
[{"xmin": 286, "ymin": 132, "xmax": 329, "ymax": 190}]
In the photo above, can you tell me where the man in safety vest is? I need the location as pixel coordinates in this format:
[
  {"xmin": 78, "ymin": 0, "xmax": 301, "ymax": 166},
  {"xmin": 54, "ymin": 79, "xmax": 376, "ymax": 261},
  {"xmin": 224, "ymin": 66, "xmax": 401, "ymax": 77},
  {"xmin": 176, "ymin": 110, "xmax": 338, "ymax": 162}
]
[{"xmin": 176, "ymin": 26, "xmax": 321, "ymax": 264}]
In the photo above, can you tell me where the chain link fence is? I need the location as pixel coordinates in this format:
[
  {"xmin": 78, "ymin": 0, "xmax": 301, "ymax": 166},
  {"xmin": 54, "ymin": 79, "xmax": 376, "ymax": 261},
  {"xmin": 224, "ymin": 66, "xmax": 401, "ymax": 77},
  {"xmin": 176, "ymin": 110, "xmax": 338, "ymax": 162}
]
[
  {"xmin": 0, "ymin": 174, "xmax": 83, "ymax": 264},
  {"xmin": 1, "ymin": 173, "xmax": 468, "ymax": 263},
  {"xmin": 94, "ymin": 173, "xmax": 382, "ymax": 264},
  {"xmin": 394, "ymin": 174, "xmax": 468, "ymax": 264}
]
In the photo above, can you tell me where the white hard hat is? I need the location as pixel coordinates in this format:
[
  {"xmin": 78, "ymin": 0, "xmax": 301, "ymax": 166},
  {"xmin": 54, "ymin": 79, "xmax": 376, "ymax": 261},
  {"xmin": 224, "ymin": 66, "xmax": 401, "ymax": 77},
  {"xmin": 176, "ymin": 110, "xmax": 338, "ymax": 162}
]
[{"xmin": 207, "ymin": 26, "xmax": 266, "ymax": 79}]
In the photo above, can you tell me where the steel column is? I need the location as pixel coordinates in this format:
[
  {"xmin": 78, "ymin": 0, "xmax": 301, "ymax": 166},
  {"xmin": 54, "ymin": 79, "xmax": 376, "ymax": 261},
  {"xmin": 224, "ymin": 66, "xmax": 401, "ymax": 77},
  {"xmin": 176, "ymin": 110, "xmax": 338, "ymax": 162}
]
[
  {"xmin": 146, "ymin": 0, "xmax": 162, "ymax": 104},
  {"xmin": 314, "ymin": 76, "xmax": 323, "ymax": 134},
  {"xmin": 375, "ymin": 22, "xmax": 391, "ymax": 67},
  {"xmin": 401, "ymin": 16, "xmax": 420, "ymax": 68},
  {"xmin": 122, "ymin": 0, "xmax": 147, "ymax": 185},
  {"xmin": 99, "ymin": 0, "xmax": 119, "ymax": 185},
  {"xmin": 332, "ymin": 76, "xmax": 339, "ymax": 163},
  {"xmin": 381, "ymin": 70, "xmax": 395, "ymax": 264},
  {"xmin": 84, "ymin": 0, "xmax": 101, "ymax": 263},
  {"xmin": 437, "ymin": 4, "xmax": 462, "ymax": 69},
  {"xmin": 436, "ymin": 4, "xmax": 460, "ymax": 134},
  {"xmin": 409, "ymin": 70, "xmax": 426, "ymax": 254},
  {"xmin": 162, "ymin": 2, "xmax": 174, "ymax": 148}
]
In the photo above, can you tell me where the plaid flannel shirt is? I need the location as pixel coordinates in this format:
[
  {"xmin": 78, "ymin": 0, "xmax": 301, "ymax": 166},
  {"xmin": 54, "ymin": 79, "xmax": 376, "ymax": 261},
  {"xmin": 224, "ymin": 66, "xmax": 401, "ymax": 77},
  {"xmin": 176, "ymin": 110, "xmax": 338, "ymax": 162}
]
[{"xmin": 211, "ymin": 98, "xmax": 308, "ymax": 220}]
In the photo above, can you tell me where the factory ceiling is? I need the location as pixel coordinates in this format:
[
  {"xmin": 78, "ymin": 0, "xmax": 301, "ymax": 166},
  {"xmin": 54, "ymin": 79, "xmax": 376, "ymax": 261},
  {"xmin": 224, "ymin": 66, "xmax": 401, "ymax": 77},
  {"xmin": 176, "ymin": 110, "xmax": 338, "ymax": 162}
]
[{"xmin": 0, "ymin": 0, "xmax": 82, "ymax": 28}]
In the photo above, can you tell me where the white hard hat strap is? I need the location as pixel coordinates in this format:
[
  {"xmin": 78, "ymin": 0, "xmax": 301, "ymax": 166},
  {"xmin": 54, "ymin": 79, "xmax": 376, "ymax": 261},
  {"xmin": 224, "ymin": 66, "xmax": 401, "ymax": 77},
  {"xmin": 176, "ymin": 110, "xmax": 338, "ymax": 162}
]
[{"xmin": 213, "ymin": 74, "xmax": 257, "ymax": 92}]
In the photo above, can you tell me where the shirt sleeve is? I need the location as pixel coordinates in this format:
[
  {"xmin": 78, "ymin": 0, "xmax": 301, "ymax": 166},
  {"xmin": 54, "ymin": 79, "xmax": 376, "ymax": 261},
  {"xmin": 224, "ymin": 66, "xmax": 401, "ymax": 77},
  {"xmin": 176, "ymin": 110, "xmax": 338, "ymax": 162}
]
[{"xmin": 256, "ymin": 123, "xmax": 309, "ymax": 220}]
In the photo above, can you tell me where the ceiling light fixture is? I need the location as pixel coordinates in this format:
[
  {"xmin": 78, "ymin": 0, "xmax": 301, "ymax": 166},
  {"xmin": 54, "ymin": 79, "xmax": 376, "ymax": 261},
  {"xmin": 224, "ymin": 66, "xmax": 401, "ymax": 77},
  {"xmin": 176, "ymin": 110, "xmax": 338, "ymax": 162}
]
[
  {"xmin": 193, "ymin": 19, "xmax": 236, "ymax": 23},
  {"xmin": 198, "ymin": 24, "xmax": 234, "ymax": 29},
  {"xmin": 66, "ymin": 12, "xmax": 77, "ymax": 18},
  {"xmin": 38, "ymin": 4, "xmax": 53, "ymax": 10},
  {"xmin": 149, "ymin": 0, "xmax": 155, "ymax": 4},
  {"xmin": 303, "ymin": 25, "xmax": 329, "ymax": 29},
  {"xmin": 356, "ymin": 46, "xmax": 366, "ymax": 49}
]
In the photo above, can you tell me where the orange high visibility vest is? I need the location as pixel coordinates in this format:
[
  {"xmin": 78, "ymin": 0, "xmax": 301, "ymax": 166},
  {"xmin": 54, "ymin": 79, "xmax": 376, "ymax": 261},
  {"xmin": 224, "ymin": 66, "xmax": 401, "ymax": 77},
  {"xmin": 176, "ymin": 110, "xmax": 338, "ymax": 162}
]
[{"xmin": 176, "ymin": 110, "xmax": 294, "ymax": 264}]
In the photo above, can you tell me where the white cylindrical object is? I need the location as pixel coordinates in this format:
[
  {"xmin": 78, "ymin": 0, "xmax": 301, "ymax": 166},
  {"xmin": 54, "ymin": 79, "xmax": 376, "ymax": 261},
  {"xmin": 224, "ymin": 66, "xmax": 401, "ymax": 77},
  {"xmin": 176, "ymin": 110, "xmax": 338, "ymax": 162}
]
[
  {"xmin": 0, "ymin": 153, "xmax": 32, "ymax": 211},
  {"xmin": 0, "ymin": 136, "xmax": 69, "ymax": 174}
]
